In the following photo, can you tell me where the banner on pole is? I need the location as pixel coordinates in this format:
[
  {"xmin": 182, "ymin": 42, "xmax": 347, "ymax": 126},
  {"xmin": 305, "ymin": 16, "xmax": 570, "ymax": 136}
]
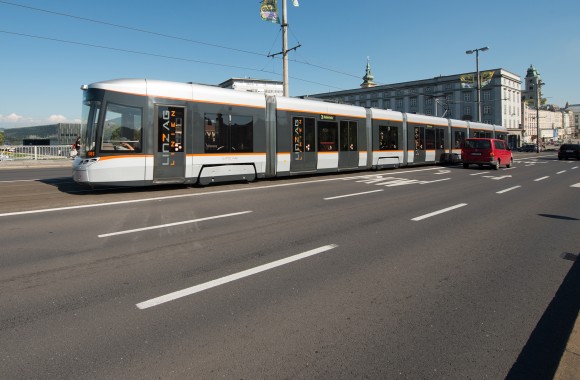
[
  {"xmin": 260, "ymin": 0, "xmax": 280, "ymax": 23},
  {"xmin": 460, "ymin": 70, "xmax": 495, "ymax": 89}
]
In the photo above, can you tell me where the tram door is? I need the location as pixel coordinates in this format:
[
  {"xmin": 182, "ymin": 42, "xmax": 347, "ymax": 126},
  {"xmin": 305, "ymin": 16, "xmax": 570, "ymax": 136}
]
[
  {"xmin": 338, "ymin": 120, "xmax": 359, "ymax": 169},
  {"xmin": 412, "ymin": 126, "xmax": 426, "ymax": 163},
  {"xmin": 435, "ymin": 127, "xmax": 445, "ymax": 162},
  {"xmin": 153, "ymin": 105, "xmax": 186, "ymax": 183},
  {"xmin": 291, "ymin": 116, "xmax": 317, "ymax": 173}
]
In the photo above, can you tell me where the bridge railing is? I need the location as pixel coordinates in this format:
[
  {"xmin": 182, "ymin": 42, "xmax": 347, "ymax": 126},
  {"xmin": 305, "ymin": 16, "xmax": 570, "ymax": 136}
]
[{"xmin": 0, "ymin": 145, "xmax": 74, "ymax": 161}]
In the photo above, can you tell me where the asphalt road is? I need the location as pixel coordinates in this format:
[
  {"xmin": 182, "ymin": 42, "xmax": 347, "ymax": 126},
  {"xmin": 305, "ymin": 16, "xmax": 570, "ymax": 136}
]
[{"xmin": 0, "ymin": 154, "xmax": 579, "ymax": 379}]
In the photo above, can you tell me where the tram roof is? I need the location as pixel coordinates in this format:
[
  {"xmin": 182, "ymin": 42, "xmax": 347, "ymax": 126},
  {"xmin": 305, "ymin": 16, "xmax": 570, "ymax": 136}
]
[{"xmin": 86, "ymin": 78, "xmax": 267, "ymax": 109}]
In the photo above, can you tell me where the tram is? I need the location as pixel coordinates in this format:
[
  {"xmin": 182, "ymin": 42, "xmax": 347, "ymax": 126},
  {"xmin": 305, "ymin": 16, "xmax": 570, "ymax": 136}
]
[{"xmin": 72, "ymin": 79, "xmax": 508, "ymax": 187}]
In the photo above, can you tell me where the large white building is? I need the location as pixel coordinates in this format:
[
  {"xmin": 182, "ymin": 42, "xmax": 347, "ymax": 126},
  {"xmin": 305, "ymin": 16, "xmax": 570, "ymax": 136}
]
[{"xmin": 306, "ymin": 63, "xmax": 523, "ymax": 147}]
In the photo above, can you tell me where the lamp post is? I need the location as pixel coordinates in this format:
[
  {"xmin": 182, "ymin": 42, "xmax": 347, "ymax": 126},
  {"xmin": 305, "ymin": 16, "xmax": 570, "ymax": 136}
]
[
  {"xmin": 466, "ymin": 46, "xmax": 489, "ymax": 122},
  {"xmin": 536, "ymin": 81, "xmax": 545, "ymax": 153}
]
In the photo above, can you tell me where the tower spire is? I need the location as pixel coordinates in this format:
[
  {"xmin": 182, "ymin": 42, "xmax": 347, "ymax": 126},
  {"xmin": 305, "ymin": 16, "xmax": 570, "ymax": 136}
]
[{"xmin": 361, "ymin": 57, "xmax": 376, "ymax": 88}]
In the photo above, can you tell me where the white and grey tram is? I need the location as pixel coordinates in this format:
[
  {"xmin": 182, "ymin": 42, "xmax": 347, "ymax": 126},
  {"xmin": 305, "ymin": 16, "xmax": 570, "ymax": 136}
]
[{"xmin": 73, "ymin": 79, "xmax": 508, "ymax": 187}]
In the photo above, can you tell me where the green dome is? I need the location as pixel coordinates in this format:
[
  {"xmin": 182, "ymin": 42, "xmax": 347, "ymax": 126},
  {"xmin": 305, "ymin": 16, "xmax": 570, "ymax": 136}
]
[{"xmin": 526, "ymin": 64, "xmax": 540, "ymax": 78}]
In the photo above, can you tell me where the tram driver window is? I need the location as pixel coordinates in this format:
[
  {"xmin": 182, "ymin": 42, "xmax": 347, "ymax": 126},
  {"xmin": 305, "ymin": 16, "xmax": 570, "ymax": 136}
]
[{"xmin": 101, "ymin": 103, "xmax": 142, "ymax": 153}]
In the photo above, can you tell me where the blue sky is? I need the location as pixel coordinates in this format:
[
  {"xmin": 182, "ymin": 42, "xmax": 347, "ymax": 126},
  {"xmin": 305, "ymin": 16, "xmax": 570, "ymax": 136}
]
[{"xmin": 1, "ymin": 0, "xmax": 579, "ymax": 129}]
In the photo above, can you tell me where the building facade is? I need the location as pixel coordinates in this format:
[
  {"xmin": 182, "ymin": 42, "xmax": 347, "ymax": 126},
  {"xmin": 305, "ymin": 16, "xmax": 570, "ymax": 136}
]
[
  {"xmin": 563, "ymin": 104, "xmax": 580, "ymax": 140},
  {"xmin": 521, "ymin": 65, "xmax": 577, "ymax": 144},
  {"xmin": 306, "ymin": 64, "xmax": 523, "ymax": 147},
  {"xmin": 3, "ymin": 123, "xmax": 81, "ymax": 145}
]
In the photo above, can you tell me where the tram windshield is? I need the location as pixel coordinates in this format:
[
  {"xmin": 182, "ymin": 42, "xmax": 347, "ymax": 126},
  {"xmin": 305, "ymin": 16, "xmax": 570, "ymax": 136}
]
[{"xmin": 81, "ymin": 93, "xmax": 101, "ymax": 158}]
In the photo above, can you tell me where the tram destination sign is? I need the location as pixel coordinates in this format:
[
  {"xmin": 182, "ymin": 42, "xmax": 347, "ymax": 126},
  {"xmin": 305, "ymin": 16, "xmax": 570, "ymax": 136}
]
[{"xmin": 320, "ymin": 114, "xmax": 335, "ymax": 121}]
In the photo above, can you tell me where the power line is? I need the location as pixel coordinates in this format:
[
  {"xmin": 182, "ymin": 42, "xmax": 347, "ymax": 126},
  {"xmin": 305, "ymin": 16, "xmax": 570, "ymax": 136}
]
[
  {"xmin": 0, "ymin": 0, "xmax": 362, "ymax": 84},
  {"xmin": 0, "ymin": 29, "xmax": 346, "ymax": 91},
  {"xmin": 0, "ymin": 0, "xmax": 266, "ymax": 57},
  {"xmin": 0, "ymin": 30, "xmax": 273, "ymax": 73}
]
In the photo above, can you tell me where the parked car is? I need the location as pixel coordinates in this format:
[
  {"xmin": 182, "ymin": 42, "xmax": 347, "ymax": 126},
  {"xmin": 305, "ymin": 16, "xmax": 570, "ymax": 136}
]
[
  {"xmin": 518, "ymin": 144, "xmax": 538, "ymax": 152},
  {"xmin": 558, "ymin": 144, "xmax": 580, "ymax": 160},
  {"xmin": 461, "ymin": 138, "xmax": 513, "ymax": 170}
]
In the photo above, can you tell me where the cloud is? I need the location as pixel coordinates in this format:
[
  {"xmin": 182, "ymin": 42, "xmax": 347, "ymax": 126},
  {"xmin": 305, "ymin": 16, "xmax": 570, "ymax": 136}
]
[
  {"xmin": 0, "ymin": 114, "xmax": 78, "ymax": 129},
  {"xmin": 0, "ymin": 113, "xmax": 24, "ymax": 123},
  {"xmin": 48, "ymin": 114, "xmax": 68, "ymax": 123}
]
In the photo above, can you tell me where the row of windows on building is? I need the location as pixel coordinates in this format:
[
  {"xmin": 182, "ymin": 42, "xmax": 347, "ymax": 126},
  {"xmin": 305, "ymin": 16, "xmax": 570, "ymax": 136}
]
[{"xmin": 342, "ymin": 88, "xmax": 525, "ymax": 104}]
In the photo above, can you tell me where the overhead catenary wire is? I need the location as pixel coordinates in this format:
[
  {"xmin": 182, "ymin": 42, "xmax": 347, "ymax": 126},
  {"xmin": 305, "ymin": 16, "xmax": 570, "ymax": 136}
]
[
  {"xmin": 0, "ymin": 29, "xmax": 345, "ymax": 90},
  {"xmin": 0, "ymin": 0, "xmax": 362, "ymax": 86}
]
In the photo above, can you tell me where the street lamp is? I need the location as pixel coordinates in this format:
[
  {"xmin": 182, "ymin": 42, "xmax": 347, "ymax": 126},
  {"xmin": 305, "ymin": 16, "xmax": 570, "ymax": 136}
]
[
  {"xmin": 466, "ymin": 46, "xmax": 490, "ymax": 122},
  {"xmin": 536, "ymin": 80, "xmax": 545, "ymax": 153}
]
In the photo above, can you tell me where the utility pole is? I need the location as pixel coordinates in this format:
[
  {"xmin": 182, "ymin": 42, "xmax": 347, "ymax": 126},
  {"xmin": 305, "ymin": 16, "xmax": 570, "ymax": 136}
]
[
  {"xmin": 466, "ymin": 46, "xmax": 489, "ymax": 122},
  {"xmin": 282, "ymin": 0, "xmax": 289, "ymax": 97},
  {"xmin": 267, "ymin": 0, "xmax": 300, "ymax": 97}
]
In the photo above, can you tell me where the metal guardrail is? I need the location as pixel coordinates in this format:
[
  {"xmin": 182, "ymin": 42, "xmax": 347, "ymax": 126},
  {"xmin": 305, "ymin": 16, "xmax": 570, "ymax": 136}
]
[{"xmin": 0, "ymin": 145, "xmax": 73, "ymax": 161}]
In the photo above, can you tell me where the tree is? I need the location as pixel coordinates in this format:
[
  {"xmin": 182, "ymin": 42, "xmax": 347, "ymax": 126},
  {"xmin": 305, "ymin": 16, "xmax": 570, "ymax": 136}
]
[{"xmin": 0, "ymin": 130, "xmax": 4, "ymax": 145}]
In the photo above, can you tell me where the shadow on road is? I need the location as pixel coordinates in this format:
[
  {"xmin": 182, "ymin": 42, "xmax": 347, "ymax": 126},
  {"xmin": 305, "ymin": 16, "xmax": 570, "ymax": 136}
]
[
  {"xmin": 506, "ymin": 255, "xmax": 580, "ymax": 379},
  {"xmin": 538, "ymin": 213, "xmax": 580, "ymax": 221}
]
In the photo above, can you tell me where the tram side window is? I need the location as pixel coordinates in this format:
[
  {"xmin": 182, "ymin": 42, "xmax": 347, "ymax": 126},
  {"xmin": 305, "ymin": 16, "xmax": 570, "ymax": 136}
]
[
  {"xmin": 204, "ymin": 113, "xmax": 225, "ymax": 152},
  {"xmin": 204, "ymin": 113, "xmax": 253, "ymax": 153},
  {"xmin": 101, "ymin": 103, "xmax": 142, "ymax": 152},
  {"xmin": 473, "ymin": 130, "xmax": 492, "ymax": 138},
  {"xmin": 454, "ymin": 130, "xmax": 466, "ymax": 148},
  {"xmin": 318, "ymin": 122, "xmax": 338, "ymax": 151},
  {"xmin": 340, "ymin": 121, "xmax": 358, "ymax": 151},
  {"xmin": 436, "ymin": 128, "xmax": 445, "ymax": 149},
  {"xmin": 231, "ymin": 115, "xmax": 253, "ymax": 152},
  {"xmin": 379, "ymin": 125, "xmax": 398, "ymax": 150},
  {"xmin": 425, "ymin": 128, "xmax": 435, "ymax": 150},
  {"xmin": 304, "ymin": 118, "xmax": 315, "ymax": 151}
]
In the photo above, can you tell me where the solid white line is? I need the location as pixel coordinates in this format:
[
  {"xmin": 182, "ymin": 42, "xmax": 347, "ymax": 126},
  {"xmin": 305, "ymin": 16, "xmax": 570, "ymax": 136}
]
[
  {"xmin": 98, "ymin": 211, "xmax": 252, "ymax": 238},
  {"xmin": 324, "ymin": 189, "xmax": 383, "ymax": 200},
  {"xmin": 136, "ymin": 244, "xmax": 338, "ymax": 309},
  {"xmin": 572, "ymin": 183, "xmax": 580, "ymax": 188},
  {"xmin": 496, "ymin": 186, "xmax": 521, "ymax": 194},
  {"xmin": 0, "ymin": 179, "xmax": 41, "ymax": 183},
  {"xmin": 411, "ymin": 203, "xmax": 468, "ymax": 221},
  {"xmin": 556, "ymin": 170, "xmax": 566, "ymax": 174},
  {"xmin": 534, "ymin": 176, "xmax": 550, "ymax": 181}
]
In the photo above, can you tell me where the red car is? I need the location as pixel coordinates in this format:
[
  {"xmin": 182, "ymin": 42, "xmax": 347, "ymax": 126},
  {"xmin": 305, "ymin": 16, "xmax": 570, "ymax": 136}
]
[{"xmin": 461, "ymin": 138, "xmax": 513, "ymax": 170}]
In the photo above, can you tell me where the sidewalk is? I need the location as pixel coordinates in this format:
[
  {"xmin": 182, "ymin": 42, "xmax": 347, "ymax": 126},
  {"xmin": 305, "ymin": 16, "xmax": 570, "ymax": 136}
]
[
  {"xmin": 555, "ymin": 312, "xmax": 580, "ymax": 380},
  {"xmin": 0, "ymin": 159, "xmax": 73, "ymax": 169}
]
